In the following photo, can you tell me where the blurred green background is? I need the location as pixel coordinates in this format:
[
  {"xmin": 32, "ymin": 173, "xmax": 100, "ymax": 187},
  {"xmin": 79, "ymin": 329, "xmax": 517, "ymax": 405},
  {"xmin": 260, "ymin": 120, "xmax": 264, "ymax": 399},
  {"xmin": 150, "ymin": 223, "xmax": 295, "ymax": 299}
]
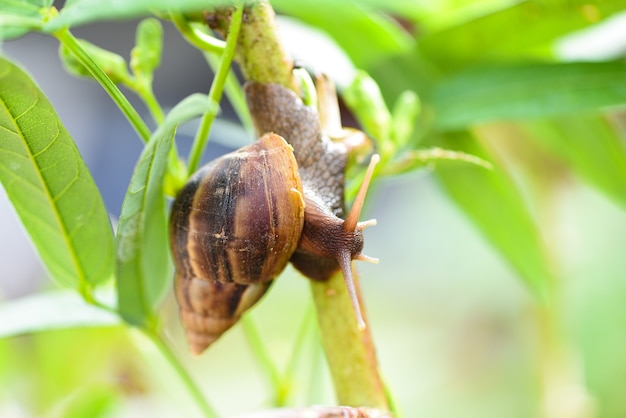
[{"xmin": 2, "ymin": 0, "xmax": 626, "ymax": 417}]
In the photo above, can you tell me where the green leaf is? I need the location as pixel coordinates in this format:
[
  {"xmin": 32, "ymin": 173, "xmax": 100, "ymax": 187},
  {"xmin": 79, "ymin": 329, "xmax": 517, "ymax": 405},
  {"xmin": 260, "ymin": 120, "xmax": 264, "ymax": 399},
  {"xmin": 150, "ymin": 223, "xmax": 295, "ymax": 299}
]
[
  {"xmin": 55, "ymin": 386, "xmax": 119, "ymax": 418},
  {"xmin": 432, "ymin": 130, "xmax": 555, "ymax": 302},
  {"xmin": 521, "ymin": 115, "xmax": 626, "ymax": 209},
  {"xmin": 115, "ymin": 129, "xmax": 173, "ymax": 328},
  {"xmin": 163, "ymin": 93, "xmax": 214, "ymax": 128},
  {"xmin": 45, "ymin": 0, "xmax": 233, "ymax": 31},
  {"xmin": 382, "ymin": 147, "xmax": 492, "ymax": 176},
  {"xmin": 0, "ymin": 57, "xmax": 115, "ymax": 289},
  {"xmin": 115, "ymin": 94, "xmax": 210, "ymax": 327},
  {"xmin": 418, "ymin": 0, "xmax": 626, "ymax": 71},
  {"xmin": 430, "ymin": 61, "xmax": 626, "ymax": 130},
  {"xmin": 272, "ymin": 0, "xmax": 413, "ymax": 68},
  {"xmin": 0, "ymin": 0, "xmax": 49, "ymax": 39},
  {"xmin": 0, "ymin": 291, "xmax": 119, "ymax": 339}
]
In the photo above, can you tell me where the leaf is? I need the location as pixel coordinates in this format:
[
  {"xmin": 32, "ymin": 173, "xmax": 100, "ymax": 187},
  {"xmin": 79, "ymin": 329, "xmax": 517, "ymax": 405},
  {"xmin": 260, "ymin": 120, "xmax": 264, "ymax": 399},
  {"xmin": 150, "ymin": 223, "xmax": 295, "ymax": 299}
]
[
  {"xmin": 382, "ymin": 147, "xmax": 492, "ymax": 176},
  {"xmin": 418, "ymin": 0, "xmax": 626, "ymax": 71},
  {"xmin": 430, "ymin": 61, "xmax": 626, "ymax": 130},
  {"xmin": 432, "ymin": 130, "xmax": 555, "ymax": 302},
  {"xmin": 1, "ymin": 0, "xmax": 51, "ymax": 10},
  {"xmin": 163, "ymin": 93, "xmax": 214, "ymax": 129},
  {"xmin": 521, "ymin": 115, "xmax": 626, "ymax": 209},
  {"xmin": 55, "ymin": 386, "xmax": 119, "ymax": 418},
  {"xmin": 0, "ymin": 0, "xmax": 50, "ymax": 39},
  {"xmin": 115, "ymin": 94, "xmax": 210, "ymax": 327},
  {"xmin": 271, "ymin": 0, "xmax": 414, "ymax": 68},
  {"xmin": 0, "ymin": 57, "xmax": 115, "ymax": 289},
  {"xmin": 115, "ymin": 129, "xmax": 173, "ymax": 328},
  {"xmin": 0, "ymin": 291, "xmax": 119, "ymax": 339},
  {"xmin": 45, "ymin": 0, "xmax": 233, "ymax": 31}
]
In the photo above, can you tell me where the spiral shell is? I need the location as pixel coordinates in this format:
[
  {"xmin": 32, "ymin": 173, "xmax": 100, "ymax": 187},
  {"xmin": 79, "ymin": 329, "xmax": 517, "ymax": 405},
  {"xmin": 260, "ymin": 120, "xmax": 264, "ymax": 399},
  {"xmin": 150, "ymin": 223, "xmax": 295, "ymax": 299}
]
[{"xmin": 170, "ymin": 133, "xmax": 304, "ymax": 354}]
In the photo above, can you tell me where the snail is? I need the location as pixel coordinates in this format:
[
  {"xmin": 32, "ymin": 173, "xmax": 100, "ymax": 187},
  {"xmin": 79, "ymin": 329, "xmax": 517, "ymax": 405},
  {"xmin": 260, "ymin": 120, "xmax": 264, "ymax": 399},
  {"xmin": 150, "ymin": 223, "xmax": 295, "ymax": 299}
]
[
  {"xmin": 169, "ymin": 133, "xmax": 305, "ymax": 354},
  {"xmin": 170, "ymin": 81, "xmax": 378, "ymax": 355}
]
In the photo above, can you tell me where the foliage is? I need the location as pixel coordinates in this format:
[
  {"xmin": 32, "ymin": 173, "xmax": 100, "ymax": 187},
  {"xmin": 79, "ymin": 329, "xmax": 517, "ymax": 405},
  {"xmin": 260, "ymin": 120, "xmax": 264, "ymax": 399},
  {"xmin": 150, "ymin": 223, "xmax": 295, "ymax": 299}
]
[{"xmin": 1, "ymin": 0, "xmax": 626, "ymax": 417}]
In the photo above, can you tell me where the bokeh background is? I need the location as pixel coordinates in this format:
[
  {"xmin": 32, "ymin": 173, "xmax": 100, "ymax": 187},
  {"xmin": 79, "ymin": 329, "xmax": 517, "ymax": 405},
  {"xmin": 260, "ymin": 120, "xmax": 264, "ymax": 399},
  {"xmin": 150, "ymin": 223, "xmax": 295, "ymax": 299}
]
[{"xmin": 2, "ymin": 1, "xmax": 626, "ymax": 417}]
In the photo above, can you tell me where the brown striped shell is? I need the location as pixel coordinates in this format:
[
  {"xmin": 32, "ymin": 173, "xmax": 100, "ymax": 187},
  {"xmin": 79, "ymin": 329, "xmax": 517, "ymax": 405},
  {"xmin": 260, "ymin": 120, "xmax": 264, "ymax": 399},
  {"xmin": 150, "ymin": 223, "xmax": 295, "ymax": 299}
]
[{"xmin": 170, "ymin": 133, "xmax": 304, "ymax": 354}]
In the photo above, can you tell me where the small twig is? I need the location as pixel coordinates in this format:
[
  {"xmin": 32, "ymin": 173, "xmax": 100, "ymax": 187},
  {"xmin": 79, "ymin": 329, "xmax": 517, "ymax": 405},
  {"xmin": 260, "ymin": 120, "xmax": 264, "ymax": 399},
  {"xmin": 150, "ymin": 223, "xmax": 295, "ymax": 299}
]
[
  {"xmin": 143, "ymin": 329, "xmax": 219, "ymax": 418},
  {"xmin": 187, "ymin": 4, "xmax": 244, "ymax": 175}
]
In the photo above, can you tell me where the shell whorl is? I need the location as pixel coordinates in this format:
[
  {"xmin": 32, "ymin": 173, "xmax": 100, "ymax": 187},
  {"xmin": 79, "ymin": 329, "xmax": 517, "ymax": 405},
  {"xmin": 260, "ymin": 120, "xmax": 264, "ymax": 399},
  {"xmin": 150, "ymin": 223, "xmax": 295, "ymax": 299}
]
[{"xmin": 170, "ymin": 133, "xmax": 304, "ymax": 353}]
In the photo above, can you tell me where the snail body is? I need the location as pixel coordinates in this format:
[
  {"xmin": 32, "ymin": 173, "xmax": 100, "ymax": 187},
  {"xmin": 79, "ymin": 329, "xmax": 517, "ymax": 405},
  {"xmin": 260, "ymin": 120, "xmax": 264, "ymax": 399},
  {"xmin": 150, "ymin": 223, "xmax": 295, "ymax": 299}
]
[
  {"xmin": 245, "ymin": 82, "xmax": 379, "ymax": 328},
  {"xmin": 170, "ymin": 82, "xmax": 377, "ymax": 354}
]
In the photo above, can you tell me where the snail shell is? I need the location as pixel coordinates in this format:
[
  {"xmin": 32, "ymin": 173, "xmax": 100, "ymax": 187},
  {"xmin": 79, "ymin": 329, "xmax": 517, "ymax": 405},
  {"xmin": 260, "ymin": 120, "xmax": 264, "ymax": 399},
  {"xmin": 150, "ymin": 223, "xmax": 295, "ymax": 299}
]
[
  {"xmin": 170, "ymin": 133, "xmax": 304, "ymax": 354},
  {"xmin": 170, "ymin": 81, "xmax": 377, "ymax": 354}
]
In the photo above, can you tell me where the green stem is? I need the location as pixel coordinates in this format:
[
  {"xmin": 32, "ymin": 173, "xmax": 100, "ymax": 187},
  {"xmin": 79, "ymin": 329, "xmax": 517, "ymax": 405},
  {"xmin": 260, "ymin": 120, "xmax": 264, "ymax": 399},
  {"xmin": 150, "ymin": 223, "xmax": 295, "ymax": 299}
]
[
  {"xmin": 53, "ymin": 28, "xmax": 152, "ymax": 143},
  {"xmin": 134, "ymin": 83, "xmax": 186, "ymax": 194},
  {"xmin": 138, "ymin": 85, "xmax": 165, "ymax": 126},
  {"xmin": 171, "ymin": 11, "xmax": 253, "ymax": 135},
  {"xmin": 310, "ymin": 272, "xmax": 387, "ymax": 409},
  {"xmin": 143, "ymin": 329, "xmax": 219, "ymax": 418},
  {"xmin": 78, "ymin": 280, "xmax": 95, "ymax": 305},
  {"xmin": 204, "ymin": 52, "xmax": 254, "ymax": 135},
  {"xmin": 283, "ymin": 304, "xmax": 315, "ymax": 391},
  {"xmin": 240, "ymin": 315, "xmax": 286, "ymax": 405},
  {"xmin": 233, "ymin": 1, "xmax": 295, "ymax": 90},
  {"xmin": 170, "ymin": 12, "xmax": 226, "ymax": 54},
  {"xmin": 536, "ymin": 299, "xmax": 594, "ymax": 418},
  {"xmin": 187, "ymin": 4, "xmax": 244, "ymax": 175}
]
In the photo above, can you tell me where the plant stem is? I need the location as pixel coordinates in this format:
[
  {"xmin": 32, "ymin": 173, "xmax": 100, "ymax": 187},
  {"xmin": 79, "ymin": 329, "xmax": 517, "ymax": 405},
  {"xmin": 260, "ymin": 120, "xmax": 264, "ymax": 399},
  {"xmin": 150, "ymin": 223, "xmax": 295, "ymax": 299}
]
[
  {"xmin": 232, "ymin": 1, "xmax": 295, "ymax": 90},
  {"xmin": 536, "ymin": 300, "xmax": 594, "ymax": 418},
  {"xmin": 204, "ymin": 52, "xmax": 255, "ymax": 135},
  {"xmin": 310, "ymin": 272, "xmax": 387, "ymax": 409},
  {"xmin": 284, "ymin": 304, "xmax": 315, "ymax": 396},
  {"xmin": 138, "ymin": 85, "xmax": 165, "ymax": 126},
  {"xmin": 53, "ymin": 28, "xmax": 152, "ymax": 143},
  {"xmin": 143, "ymin": 329, "xmax": 219, "ymax": 418},
  {"xmin": 172, "ymin": 11, "xmax": 253, "ymax": 135},
  {"xmin": 240, "ymin": 315, "xmax": 287, "ymax": 406},
  {"xmin": 187, "ymin": 4, "xmax": 244, "ymax": 175}
]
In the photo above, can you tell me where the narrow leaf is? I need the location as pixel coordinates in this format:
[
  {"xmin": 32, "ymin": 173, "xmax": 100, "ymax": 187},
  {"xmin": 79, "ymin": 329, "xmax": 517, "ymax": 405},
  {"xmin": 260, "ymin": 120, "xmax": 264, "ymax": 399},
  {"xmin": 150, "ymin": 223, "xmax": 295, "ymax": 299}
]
[
  {"xmin": 115, "ymin": 129, "xmax": 173, "ymax": 328},
  {"xmin": 115, "ymin": 94, "xmax": 209, "ymax": 327},
  {"xmin": 164, "ymin": 93, "xmax": 213, "ymax": 129},
  {"xmin": 382, "ymin": 147, "xmax": 492, "ymax": 176},
  {"xmin": 59, "ymin": 38, "xmax": 131, "ymax": 84},
  {"xmin": 57, "ymin": 386, "xmax": 119, "ymax": 418},
  {"xmin": 433, "ymin": 130, "xmax": 555, "ymax": 301},
  {"xmin": 521, "ymin": 115, "xmax": 626, "ymax": 209},
  {"xmin": 273, "ymin": 0, "xmax": 413, "ymax": 68},
  {"xmin": 0, "ymin": 291, "xmax": 119, "ymax": 339},
  {"xmin": 0, "ymin": 57, "xmax": 115, "ymax": 289},
  {"xmin": 431, "ymin": 61, "xmax": 626, "ymax": 130},
  {"xmin": 45, "ymin": 0, "xmax": 232, "ymax": 31},
  {"xmin": 418, "ymin": 0, "xmax": 626, "ymax": 71}
]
